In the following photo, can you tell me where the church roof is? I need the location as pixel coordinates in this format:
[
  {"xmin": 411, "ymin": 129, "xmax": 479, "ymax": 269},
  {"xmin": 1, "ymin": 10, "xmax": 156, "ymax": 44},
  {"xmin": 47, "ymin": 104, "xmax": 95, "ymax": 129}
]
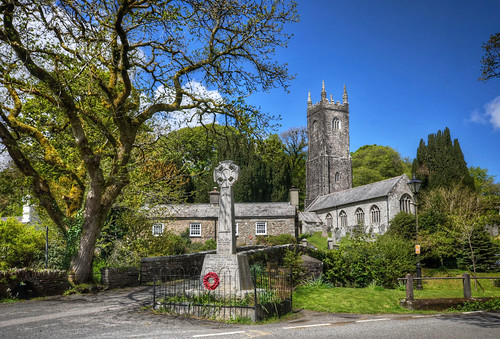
[
  {"xmin": 306, "ymin": 175, "xmax": 408, "ymax": 212},
  {"xmin": 298, "ymin": 211, "xmax": 322, "ymax": 224},
  {"xmin": 147, "ymin": 202, "xmax": 296, "ymax": 219}
]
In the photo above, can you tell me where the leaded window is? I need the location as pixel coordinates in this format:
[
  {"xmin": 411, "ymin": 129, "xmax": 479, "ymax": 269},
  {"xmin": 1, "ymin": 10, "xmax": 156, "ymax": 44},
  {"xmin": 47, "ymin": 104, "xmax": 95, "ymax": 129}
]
[
  {"xmin": 355, "ymin": 208, "xmax": 365, "ymax": 226},
  {"xmin": 339, "ymin": 210, "xmax": 347, "ymax": 228},
  {"xmin": 370, "ymin": 205, "xmax": 381, "ymax": 225},
  {"xmin": 400, "ymin": 194, "xmax": 412, "ymax": 213},
  {"xmin": 332, "ymin": 117, "xmax": 341, "ymax": 130}
]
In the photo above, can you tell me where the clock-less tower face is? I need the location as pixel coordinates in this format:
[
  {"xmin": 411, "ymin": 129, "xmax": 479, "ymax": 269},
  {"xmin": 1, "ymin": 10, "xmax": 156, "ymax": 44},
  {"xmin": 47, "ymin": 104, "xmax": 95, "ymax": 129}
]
[{"xmin": 305, "ymin": 83, "xmax": 352, "ymax": 208}]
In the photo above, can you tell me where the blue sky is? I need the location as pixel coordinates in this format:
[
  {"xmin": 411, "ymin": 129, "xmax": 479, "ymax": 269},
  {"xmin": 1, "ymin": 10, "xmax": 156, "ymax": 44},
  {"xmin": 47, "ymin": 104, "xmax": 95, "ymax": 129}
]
[{"xmin": 247, "ymin": 0, "xmax": 500, "ymax": 180}]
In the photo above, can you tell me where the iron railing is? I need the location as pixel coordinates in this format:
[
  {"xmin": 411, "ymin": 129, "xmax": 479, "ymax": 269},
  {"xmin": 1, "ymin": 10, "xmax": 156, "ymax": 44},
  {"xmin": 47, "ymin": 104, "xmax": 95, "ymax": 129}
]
[{"xmin": 152, "ymin": 266, "xmax": 293, "ymax": 321}]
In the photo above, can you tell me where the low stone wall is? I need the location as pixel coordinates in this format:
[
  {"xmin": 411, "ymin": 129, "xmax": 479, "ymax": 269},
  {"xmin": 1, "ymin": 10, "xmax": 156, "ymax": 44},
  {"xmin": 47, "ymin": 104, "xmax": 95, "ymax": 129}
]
[
  {"xmin": 140, "ymin": 244, "xmax": 316, "ymax": 283},
  {"xmin": 101, "ymin": 267, "xmax": 140, "ymax": 289},
  {"xmin": 0, "ymin": 269, "xmax": 70, "ymax": 299}
]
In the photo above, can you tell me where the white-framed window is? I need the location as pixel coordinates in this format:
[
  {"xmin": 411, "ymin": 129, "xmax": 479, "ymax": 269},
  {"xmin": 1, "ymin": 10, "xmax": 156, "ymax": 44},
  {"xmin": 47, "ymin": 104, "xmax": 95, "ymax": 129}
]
[
  {"xmin": 152, "ymin": 223, "xmax": 164, "ymax": 236},
  {"xmin": 400, "ymin": 194, "xmax": 412, "ymax": 213},
  {"xmin": 355, "ymin": 208, "xmax": 365, "ymax": 226},
  {"xmin": 255, "ymin": 221, "xmax": 267, "ymax": 235},
  {"xmin": 335, "ymin": 172, "xmax": 340, "ymax": 183},
  {"xmin": 189, "ymin": 222, "xmax": 201, "ymax": 237},
  {"xmin": 235, "ymin": 222, "xmax": 239, "ymax": 236},
  {"xmin": 370, "ymin": 205, "xmax": 381, "ymax": 225},
  {"xmin": 332, "ymin": 117, "xmax": 341, "ymax": 130},
  {"xmin": 339, "ymin": 210, "xmax": 347, "ymax": 228}
]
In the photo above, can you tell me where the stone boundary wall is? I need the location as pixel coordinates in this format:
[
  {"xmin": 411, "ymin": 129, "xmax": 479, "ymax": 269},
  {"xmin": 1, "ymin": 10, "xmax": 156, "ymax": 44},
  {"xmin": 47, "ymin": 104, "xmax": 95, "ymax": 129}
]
[
  {"xmin": 101, "ymin": 267, "xmax": 140, "ymax": 289},
  {"xmin": 140, "ymin": 244, "xmax": 317, "ymax": 283},
  {"xmin": 0, "ymin": 269, "xmax": 70, "ymax": 299}
]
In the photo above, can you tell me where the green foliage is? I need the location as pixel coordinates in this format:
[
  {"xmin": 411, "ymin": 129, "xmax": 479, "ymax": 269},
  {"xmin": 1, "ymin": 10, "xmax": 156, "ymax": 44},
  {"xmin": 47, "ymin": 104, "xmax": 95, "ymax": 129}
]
[
  {"xmin": 386, "ymin": 212, "xmax": 415, "ymax": 241},
  {"xmin": 158, "ymin": 126, "xmax": 295, "ymax": 203},
  {"xmin": 322, "ymin": 234, "xmax": 414, "ymax": 288},
  {"xmin": 303, "ymin": 275, "xmax": 334, "ymax": 288},
  {"xmin": 450, "ymin": 298, "xmax": 500, "ymax": 312},
  {"xmin": 412, "ymin": 127, "xmax": 475, "ymax": 191},
  {"xmin": 352, "ymin": 145, "xmax": 411, "ymax": 187},
  {"xmin": 0, "ymin": 218, "xmax": 45, "ymax": 269},
  {"xmin": 283, "ymin": 249, "xmax": 305, "ymax": 285},
  {"xmin": 256, "ymin": 234, "xmax": 296, "ymax": 246},
  {"xmin": 480, "ymin": 32, "xmax": 500, "ymax": 81},
  {"xmin": 457, "ymin": 226, "xmax": 499, "ymax": 272},
  {"xmin": 0, "ymin": 164, "xmax": 25, "ymax": 216}
]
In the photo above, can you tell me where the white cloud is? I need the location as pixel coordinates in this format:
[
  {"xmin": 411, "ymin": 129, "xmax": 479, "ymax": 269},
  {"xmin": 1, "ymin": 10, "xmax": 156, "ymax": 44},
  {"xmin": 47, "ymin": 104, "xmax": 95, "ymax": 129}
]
[
  {"xmin": 469, "ymin": 109, "xmax": 487, "ymax": 124},
  {"xmin": 485, "ymin": 96, "xmax": 500, "ymax": 130},
  {"xmin": 469, "ymin": 96, "xmax": 500, "ymax": 130},
  {"xmin": 152, "ymin": 81, "xmax": 223, "ymax": 132}
]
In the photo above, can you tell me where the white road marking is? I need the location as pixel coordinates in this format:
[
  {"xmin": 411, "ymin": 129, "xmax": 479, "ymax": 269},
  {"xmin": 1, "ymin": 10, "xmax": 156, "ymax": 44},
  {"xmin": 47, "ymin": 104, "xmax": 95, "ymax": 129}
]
[
  {"xmin": 356, "ymin": 318, "xmax": 390, "ymax": 323},
  {"xmin": 193, "ymin": 330, "xmax": 246, "ymax": 337},
  {"xmin": 462, "ymin": 311, "xmax": 484, "ymax": 314},
  {"xmin": 283, "ymin": 323, "xmax": 332, "ymax": 329}
]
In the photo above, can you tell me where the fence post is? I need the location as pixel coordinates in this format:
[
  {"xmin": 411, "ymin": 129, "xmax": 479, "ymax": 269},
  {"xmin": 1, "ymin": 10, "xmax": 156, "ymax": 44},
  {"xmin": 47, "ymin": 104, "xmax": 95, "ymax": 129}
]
[
  {"xmin": 463, "ymin": 273, "xmax": 471, "ymax": 299},
  {"xmin": 405, "ymin": 274, "xmax": 414, "ymax": 300}
]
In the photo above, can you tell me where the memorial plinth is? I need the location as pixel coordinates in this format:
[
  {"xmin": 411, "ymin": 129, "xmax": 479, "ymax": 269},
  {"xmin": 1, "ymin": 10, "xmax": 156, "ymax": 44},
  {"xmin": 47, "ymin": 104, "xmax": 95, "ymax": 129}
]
[{"xmin": 200, "ymin": 161, "xmax": 253, "ymax": 292}]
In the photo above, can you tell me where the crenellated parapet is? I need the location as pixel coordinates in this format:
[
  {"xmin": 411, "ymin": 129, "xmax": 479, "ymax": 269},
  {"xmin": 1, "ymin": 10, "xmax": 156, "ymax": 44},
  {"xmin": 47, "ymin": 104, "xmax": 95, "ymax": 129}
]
[{"xmin": 307, "ymin": 81, "xmax": 348, "ymax": 117}]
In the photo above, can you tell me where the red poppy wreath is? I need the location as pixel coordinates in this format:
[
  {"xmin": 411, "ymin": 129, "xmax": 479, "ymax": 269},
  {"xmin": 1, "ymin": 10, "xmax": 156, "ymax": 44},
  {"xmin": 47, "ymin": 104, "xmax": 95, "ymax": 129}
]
[{"xmin": 203, "ymin": 272, "xmax": 220, "ymax": 290}]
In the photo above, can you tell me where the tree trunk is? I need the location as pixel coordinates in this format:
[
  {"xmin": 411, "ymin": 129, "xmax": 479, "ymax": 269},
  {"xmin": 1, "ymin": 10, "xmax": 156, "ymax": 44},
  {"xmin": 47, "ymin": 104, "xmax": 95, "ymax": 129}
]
[{"xmin": 71, "ymin": 214, "xmax": 105, "ymax": 283}]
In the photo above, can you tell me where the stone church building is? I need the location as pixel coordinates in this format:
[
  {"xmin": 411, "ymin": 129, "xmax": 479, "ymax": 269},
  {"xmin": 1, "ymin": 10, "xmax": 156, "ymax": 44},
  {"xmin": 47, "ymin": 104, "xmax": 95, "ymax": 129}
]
[
  {"xmin": 299, "ymin": 81, "xmax": 415, "ymax": 241},
  {"xmin": 151, "ymin": 81, "xmax": 415, "ymax": 244}
]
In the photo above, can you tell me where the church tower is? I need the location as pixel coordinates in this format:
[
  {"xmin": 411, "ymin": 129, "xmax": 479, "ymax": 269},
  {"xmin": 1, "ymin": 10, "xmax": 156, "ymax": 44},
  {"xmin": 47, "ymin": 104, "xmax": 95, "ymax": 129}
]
[{"xmin": 305, "ymin": 81, "xmax": 352, "ymax": 207}]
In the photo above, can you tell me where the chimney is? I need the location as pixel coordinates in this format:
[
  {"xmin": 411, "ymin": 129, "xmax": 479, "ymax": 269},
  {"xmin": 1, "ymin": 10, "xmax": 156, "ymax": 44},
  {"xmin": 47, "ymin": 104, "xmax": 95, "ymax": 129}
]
[
  {"xmin": 209, "ymin": 188, "xmax": 220, "ymax": 205},
  {"xmin": 289, "ymin": 186, "xmax": 299, "ymax": 208}
]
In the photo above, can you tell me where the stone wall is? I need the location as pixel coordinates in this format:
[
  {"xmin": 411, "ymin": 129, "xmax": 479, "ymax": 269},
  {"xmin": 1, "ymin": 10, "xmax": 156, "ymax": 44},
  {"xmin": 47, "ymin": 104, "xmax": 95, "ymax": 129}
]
[
  {"xmin": 140, "ymin": 244, "xmax": 316, "ymax": 283},
  {"xmin": 101, "ymin": 267, "xmax": 140, "ymax": 289},
  {"xmin": 0, "ymin": 269, "xmax": 69, "ymax": 299}
]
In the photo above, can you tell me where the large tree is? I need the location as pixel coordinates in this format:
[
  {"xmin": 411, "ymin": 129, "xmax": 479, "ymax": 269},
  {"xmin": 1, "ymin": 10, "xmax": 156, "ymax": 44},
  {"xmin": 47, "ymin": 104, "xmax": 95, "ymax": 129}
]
[
  {"xmin": 351, "ymin": 144, "xmax": 411, "ymax": 187},
  {"xmin": 480, "ymin": 32, "xmax": 500, "ymax": 81},
  {"xmin": 412, "ymin": 128, "xmax": 474, "ymax": 191},
  {"xmin": 0, "ymin": 0, "xmax": 298, "ymax": 282}
]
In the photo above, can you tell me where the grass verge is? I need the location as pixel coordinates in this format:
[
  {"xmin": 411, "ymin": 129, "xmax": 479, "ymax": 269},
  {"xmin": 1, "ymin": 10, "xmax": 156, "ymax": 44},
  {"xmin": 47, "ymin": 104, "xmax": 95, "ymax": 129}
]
[{"xmin": 294, "ymin": 270, "xmax": 500, "ymax": 314}]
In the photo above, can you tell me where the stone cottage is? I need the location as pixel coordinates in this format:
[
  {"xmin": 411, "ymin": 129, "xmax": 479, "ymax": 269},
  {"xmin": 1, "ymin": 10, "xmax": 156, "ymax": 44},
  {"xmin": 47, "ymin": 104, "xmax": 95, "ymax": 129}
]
[{"xmin": 146, "ymin": 188, "xmax": 299, "ymax": 246}]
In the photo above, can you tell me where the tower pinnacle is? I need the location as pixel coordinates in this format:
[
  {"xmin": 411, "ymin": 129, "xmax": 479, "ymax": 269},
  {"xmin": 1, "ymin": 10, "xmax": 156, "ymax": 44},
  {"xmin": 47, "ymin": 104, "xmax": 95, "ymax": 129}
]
[
  {"xmin": 307, "ymin": 91, "xmax": 312, "ymax": 106},
  {"xmin": 321, "ymin": 80, "xmax": 327, "ymax": 101},
  {"xmin": 343, "ymin": 85, "xmax": 348, "ymax": 104}
]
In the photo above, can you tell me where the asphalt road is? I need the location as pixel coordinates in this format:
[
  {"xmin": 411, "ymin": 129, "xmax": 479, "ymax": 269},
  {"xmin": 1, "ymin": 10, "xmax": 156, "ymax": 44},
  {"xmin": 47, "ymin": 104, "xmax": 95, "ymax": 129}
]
[{"xmin": 1, "ymin": 286, "xmax": 499, "ymax": 338}]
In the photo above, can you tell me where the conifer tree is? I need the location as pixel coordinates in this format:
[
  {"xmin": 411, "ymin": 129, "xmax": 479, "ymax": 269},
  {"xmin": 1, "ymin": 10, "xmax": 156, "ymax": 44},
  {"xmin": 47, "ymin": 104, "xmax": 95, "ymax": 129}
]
[{"xmin": 412, "ymin": 128, "xmax": 475, "ymax": 190}]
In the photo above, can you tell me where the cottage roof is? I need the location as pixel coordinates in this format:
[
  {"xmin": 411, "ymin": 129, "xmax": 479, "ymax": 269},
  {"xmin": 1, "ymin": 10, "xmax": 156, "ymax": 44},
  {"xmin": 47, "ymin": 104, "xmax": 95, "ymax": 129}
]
[
  {"xmin": 147, "ymin": 201, "xmax": 296, "ymax": 219},
  {"xmin": 306, "ymin": 175, "xmax": 408, "ymax": 212}
]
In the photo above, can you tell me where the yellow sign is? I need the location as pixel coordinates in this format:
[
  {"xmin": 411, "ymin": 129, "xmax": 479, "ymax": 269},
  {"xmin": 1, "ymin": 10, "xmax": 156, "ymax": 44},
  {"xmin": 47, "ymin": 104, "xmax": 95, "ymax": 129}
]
[{"xmin": 415, "ymin": 245, "xmax": 421, "ymax": 254}]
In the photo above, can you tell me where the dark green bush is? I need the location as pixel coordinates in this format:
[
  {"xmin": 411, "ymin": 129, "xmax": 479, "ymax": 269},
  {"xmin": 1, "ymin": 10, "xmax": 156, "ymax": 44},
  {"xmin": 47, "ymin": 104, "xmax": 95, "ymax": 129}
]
[
  {"xmin": 256, "ymin": 234, "xmax": 296, "ymax": 246},
  {"xmin": 321, "ymin": 233, "xmax": 414, "ymax": 288}
]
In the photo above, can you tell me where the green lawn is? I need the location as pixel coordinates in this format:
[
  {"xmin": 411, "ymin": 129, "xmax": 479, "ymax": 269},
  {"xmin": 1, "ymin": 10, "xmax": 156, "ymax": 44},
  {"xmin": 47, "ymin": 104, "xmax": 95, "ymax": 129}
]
[{"xmin": 293, "ymin": 271, "xmax": 500, "ymax": 314}]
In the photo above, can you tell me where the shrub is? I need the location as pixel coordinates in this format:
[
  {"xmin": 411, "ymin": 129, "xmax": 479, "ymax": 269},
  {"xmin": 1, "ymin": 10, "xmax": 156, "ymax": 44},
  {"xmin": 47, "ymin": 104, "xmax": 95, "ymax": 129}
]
[
  {"xmin": 321, "ymin": 233, "xmax": 414, "ymax": 288},
  {"xmin": 0, "ymin": 218, "xmax": 45, "ymax": 269},
  {"xmin": 256, "ymin": 234, "xmax": 296, "ymax": 246}
]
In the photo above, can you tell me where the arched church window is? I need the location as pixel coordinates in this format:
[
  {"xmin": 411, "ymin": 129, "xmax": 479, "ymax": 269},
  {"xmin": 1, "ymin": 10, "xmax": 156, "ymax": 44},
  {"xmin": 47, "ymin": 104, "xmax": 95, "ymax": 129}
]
[
  {"xmin": 370, "ymin": 205, "xmax": 380, "ymax": 225},
  {"xmin": 326, "ymin": 213, "xmax": 333, "ymax": 228},
  {"xmin": 355, "ymin": 208, "xmax": 365, "ymax": 226},
  {"xmin": 400, "ymin": 194, "xmax": 412, "ymax": 213},
  {"xmin": 332, "ymin": 117, "xmax": 341, "ymax": 130},
  {"xmin": 312, "ymin": 120, "xmax": 317, "ymax": 133},
  {"xmin": 335, "ymin": 172, "xmax": 340, "ymax": 182},
  {"xmin": 339, "ymin": 210, "xmax": 347, "ymax": 228}
]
